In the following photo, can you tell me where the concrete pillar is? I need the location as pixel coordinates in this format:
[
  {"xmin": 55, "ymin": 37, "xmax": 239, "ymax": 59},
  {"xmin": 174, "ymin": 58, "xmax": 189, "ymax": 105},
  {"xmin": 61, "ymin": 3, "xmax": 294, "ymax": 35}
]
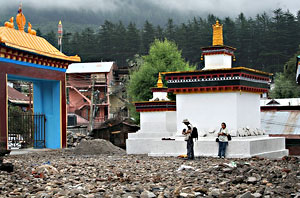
[{"xmin": 0, "ymin": 73, "xmax": 7, "ymax": 149}]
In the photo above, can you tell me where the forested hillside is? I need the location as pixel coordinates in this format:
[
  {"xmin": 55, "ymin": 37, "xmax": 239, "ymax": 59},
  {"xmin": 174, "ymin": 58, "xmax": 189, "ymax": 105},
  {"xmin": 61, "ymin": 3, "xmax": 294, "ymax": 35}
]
[
  {"xmin": 42, "ymin": 9, "xmax": 299, "ymax": 73},
  {"xmin": 1, "ymin": 4, "xmax": 300, "ymax": 73},
  {"xmin": 0, "ymin": 1, "xmax": 197, "ymax": 32}
]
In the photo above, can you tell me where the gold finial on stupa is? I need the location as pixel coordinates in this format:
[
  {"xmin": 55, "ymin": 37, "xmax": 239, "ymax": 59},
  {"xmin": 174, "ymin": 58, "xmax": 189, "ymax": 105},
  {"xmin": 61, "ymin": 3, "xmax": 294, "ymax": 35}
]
[
  {"xmin": 16, "ymin": 2, "xmax": 26, "ymax": 31},
  {"xmin": 212, "ymin": 20, "xmax": 223, "ymax": 46},
  {"xmin": 157, "ymin": 73, "xmax": 163, "ymax": 88}
]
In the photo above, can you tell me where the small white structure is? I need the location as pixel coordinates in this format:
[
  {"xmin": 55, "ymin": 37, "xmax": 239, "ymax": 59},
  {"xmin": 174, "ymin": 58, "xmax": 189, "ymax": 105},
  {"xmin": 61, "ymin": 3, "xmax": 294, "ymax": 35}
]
[
  {"xmin": 127, "ymin": 74, "xmax": 177, "ymax": 154},
  {"xmin": 126, "ymin": 21, "xmax": 288, "ymax": 158}
]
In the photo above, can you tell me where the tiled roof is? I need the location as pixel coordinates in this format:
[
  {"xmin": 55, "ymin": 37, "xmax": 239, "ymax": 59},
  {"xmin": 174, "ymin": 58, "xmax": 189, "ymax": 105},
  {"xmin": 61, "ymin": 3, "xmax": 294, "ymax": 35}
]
[
  {"xmin": 0, "ymin": 27, "xmax": 80, "ymax": 62},
  {"xmin": 7, "ymin": 86, "xmax": 29, "ymax": 104}
]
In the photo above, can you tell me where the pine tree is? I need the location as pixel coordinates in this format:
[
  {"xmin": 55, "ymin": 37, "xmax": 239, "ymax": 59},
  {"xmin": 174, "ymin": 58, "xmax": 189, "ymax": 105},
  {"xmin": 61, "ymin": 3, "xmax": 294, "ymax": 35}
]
[
  {"xmin": 125, "ymin": 22, "xmax": 141, "ymax": 65},
  {"xmin": 141, "ymin": 20, "xmax": 155, "ymax": 54},
  {"xmin": 165, "ymin": 19, "xmax": 176, "ymax": 41}
]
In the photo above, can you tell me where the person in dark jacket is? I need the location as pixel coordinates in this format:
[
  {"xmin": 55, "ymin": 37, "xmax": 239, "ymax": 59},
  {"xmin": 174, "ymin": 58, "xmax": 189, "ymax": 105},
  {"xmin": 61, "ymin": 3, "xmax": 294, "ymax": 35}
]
[{"xmin": 182, "ymin": 119, "xmax": 194, "ymax": 160}]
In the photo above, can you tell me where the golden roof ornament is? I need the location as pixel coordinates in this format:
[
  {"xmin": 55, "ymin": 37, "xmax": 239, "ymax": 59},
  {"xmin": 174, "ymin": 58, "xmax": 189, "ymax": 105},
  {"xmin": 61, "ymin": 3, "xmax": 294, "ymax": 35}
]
[
  {"xmin": 157, "ymin": 73, "xmax": 163, "ymax": 88},
  {"xmin": 16, "ymin": 3, "xmax": 26, "ymax": 31},
  {"xmin": 212, "ymin": 20, "xmax": 223, "ymax": 46},
  {"xmin": 28, "ymin": 22, "xmax": 36, "ymax": 35},
  {"xmin": 4, "ymin": 17, "xmax": 14, "ymax": 29}
]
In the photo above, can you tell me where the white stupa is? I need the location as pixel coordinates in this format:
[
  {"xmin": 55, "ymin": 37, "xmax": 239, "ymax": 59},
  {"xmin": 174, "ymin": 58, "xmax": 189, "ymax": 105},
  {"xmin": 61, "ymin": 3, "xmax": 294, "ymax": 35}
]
[{"xmin": 127, "ymin": 21, "xmax": 288, "ymax": 158}]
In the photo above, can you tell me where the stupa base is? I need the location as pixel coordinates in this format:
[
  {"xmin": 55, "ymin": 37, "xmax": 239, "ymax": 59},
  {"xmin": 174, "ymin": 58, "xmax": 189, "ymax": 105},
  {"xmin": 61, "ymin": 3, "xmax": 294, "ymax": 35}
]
[{"xmin": 127, "ymin": 135, "xmax": 288, "ymax": 159}]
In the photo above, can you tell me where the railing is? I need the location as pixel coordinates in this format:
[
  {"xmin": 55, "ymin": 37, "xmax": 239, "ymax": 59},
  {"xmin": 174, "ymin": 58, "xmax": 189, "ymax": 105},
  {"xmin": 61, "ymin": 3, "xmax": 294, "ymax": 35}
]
[{"xmin": 8, "ymin": 112, "xmax": 46, "ymax": 149}]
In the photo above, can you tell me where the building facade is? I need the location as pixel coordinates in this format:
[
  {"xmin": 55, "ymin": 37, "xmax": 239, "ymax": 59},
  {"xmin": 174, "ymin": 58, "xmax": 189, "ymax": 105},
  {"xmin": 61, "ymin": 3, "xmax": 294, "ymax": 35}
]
[{"xmin": 67, "ymin": 62, "xmax": 121, "ymax": 126}]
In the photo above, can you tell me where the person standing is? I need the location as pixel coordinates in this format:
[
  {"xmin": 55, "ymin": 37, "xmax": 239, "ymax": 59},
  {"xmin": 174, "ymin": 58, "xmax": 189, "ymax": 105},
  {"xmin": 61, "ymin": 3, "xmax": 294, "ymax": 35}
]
[
  {"xmin": 182, "ymin": 119, "xmax": 194, "ymax": 160},
  {"xmin": 218, "ymin": 122, "xmax": 229, "ymax": 158}
]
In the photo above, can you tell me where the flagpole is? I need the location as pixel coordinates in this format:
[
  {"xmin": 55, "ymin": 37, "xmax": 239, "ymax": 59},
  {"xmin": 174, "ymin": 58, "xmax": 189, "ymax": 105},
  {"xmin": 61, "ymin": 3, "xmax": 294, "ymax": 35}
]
[{"xmin": 58, "ymin": 20, "xmax": 63, "ymax": 52}]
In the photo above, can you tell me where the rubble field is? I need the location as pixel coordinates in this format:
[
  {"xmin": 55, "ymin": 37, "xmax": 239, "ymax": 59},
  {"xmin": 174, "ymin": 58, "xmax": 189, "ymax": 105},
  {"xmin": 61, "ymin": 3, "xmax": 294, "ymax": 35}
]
[{"xmin": 0, "ymin": 145, "xmax": 299, "ymax": 198}]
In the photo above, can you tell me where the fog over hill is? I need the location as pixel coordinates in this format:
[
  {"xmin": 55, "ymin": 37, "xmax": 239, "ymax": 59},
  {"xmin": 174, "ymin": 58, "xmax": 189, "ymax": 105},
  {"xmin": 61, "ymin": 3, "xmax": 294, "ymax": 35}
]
[{"xmin": 0, "ymin": 0, "xmax": 299, "ymax": 33}]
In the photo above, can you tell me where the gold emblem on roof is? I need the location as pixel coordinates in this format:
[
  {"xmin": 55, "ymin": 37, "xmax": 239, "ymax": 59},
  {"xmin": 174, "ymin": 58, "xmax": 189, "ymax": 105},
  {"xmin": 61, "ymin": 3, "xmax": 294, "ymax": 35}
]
[
  {"xmin": 16, "ymin": 3, "xmax": 26, "ymax": 31},
  {"xmin": 4, "ymin": 17, "xmax": 14, "ymax": 29},
  {"xmin": 157, "ymin": 73, "xmax": 163, "ymax": 88},
  {"xmin": 212, "ymin": 20, "xmax": 223, "ymax": 46},
  {"xmin": 28, "ymin": 22, "xmax": 36, "ymax": 35}
]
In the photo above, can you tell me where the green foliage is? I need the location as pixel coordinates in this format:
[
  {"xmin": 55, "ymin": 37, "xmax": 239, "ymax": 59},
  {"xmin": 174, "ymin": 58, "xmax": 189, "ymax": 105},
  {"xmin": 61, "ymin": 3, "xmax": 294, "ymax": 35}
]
[
  {"xmin": 8, "ymin": 105, "xmax": 33, "ymax": 138},
  {"xmin": 270, "ymin": 48, "xmax": 300, "ymax": 98},
  {"xmin": 127, "ymin": 39, "xmax": 195, "ymax": 121},
  {"xmin": 269, "ymin": 73, "xmax": 300, "ymax": 98}
]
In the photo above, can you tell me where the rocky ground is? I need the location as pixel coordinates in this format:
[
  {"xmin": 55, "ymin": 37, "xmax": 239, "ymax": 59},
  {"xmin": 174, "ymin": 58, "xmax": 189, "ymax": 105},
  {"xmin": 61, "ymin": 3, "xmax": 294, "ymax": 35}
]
[{"xmin": 0, "ymin": 143, "xmax": 299, "ymax": 198}]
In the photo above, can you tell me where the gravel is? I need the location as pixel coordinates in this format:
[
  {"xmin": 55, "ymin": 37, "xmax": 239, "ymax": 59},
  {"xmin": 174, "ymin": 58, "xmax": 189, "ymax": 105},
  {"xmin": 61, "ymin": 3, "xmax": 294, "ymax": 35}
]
[{"xmin": 0, "ymin": 148, "xmax": 299, "ymax": 197}]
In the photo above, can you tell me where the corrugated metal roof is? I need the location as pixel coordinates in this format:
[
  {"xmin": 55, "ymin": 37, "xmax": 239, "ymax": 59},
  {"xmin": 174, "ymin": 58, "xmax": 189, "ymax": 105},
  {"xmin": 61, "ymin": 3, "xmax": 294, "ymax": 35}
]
[
  {"xmin": 0, "ymin": 27, "xmax": 80, "ymax": 62},
  {"xmin": 261, "ymin": 98, "xmax": 300, "ymax": 106},
  {"xmin": 67, "ymin": 62, "xmax": 114, "ymax": 74},
  {"xmin": 261, "ymin": 111, "xmax": 300, "ymax": 135}
]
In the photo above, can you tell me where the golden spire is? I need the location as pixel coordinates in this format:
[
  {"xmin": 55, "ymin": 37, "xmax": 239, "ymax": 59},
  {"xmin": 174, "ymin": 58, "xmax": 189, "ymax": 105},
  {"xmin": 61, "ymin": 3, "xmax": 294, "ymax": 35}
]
[
  {"xmin": 16, "ymin": 2, "xmax": 26, "ymax": 31},
  {"xmin": 157, "ymin": 73, "xmax": 163, "ymax": 88},
  {"xmin": 212, "ymin": 20, "xmax": 223, "ymax": 46}
]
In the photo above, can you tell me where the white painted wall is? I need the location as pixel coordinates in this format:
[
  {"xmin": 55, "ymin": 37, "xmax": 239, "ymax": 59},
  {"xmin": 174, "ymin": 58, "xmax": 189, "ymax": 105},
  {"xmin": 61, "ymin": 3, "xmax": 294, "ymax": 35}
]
[
  {"xmin": 176, "ymin": 92, "xmax": 261, "ymax": 136},
  {"xmin": 150, "ymin": 92, "xmax": 169, "ymax": 101},
  {"xmin": 237, "ymin": 92, "xmax": 261, "ymax": 129},
  {"xmin": 140, "ymin": 111, "xmax": 176, "ymax": 133},
  {"xmin": 127, "ymin": 111, "xmax": 177, "ymax": 154},
  {"xmin": 203, "ymin": 54, "xmax": 232, "ymax": 70},
  {"xmin": 166, "ymin": 111, "xmax": 177, "ymax": 132}
]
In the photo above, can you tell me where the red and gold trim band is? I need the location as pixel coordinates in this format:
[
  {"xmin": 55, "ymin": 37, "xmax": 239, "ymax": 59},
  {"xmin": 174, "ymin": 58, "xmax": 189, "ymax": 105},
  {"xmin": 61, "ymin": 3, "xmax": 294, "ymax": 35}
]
[
  {"xmin": 165, "ymin": 72, "xmax": 269, "ymax": 82},
  {"xmin": 202, "ymin": 51, "xmax": 234, "ymax": 56},
  {"xmin": 169, "ymin": 85, "xmax": 268, "ymax": 94},
  {"xmin": 151, "ymin": 87, "xmax": 169, "ymax": 92},
  {"xmin": 135, "ymin": 101, "xmax": 176, "ymax": 112},
  {"xmin": 136, "ymin": 108, "xmax": 176, "ymax": 112}
]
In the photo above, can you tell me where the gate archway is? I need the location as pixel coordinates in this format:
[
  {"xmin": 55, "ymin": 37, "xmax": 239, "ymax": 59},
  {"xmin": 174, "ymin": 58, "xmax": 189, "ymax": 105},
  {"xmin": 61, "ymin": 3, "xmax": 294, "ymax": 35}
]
[{"xmin": 0, "ymin": 8, "xmax": 80, "ymax": 150}]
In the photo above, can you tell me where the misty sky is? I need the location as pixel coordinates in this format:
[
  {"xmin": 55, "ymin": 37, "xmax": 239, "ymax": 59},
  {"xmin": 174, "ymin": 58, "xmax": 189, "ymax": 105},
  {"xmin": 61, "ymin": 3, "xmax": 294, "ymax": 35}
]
[{"xmin": 4, "ymin": 0, "xmax": 300, "ymax": 17}]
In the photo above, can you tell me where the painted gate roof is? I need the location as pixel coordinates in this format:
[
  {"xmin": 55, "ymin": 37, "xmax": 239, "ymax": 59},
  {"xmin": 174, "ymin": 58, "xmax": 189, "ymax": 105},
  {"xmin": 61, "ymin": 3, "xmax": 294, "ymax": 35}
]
[{"xmin": 0, "ymin": 26, "xmax": 80, "ymax": 62}]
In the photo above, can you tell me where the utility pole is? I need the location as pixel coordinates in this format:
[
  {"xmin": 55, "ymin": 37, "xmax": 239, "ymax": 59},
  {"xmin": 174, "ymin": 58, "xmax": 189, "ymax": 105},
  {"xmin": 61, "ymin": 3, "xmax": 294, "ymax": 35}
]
[{"xmin": 88, "ymin": 75, "xmax": 96, "ymax": 133}]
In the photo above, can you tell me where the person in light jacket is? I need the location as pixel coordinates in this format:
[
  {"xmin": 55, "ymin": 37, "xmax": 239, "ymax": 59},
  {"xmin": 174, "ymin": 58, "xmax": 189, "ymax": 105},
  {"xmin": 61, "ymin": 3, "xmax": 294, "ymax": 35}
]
[{"xmin": 218, "ymin": 122, "xmax": 228, "ymax": 158}]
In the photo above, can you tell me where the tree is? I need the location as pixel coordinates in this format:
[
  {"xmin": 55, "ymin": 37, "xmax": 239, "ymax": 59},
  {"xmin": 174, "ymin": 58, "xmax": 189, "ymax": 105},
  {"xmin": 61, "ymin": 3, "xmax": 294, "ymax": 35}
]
[
  {"xmin": 127, "ymin": 39, "xmax": 195, "ymax": 121},
  {"xmin": 141, "ymin": 20, "xmax": 156, "ymax": 54},
  {"xmin": 44, "ymin": 30, "xmax": 57, "ymax": 48},
  {"xmin": 165, "ymin": 19, "xmax": 176, "ymax": 41},
  {"xmin": 270, "ymin": 49, "xmax": 300, "ymax": 98},
  {"xmin": 125, "ymin": 22, "xmax": 141, "ymax": 65},
  {"xmin": 269, "ymin": 73, "xmax": 300, "ymax": 98},
  {"xmin": 36, "ymin": 28, "xmax": 42, "ymax": 37},
  {"xmin": 155, "ymin": 25, "xmax": 164, "ymax": 41}
]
